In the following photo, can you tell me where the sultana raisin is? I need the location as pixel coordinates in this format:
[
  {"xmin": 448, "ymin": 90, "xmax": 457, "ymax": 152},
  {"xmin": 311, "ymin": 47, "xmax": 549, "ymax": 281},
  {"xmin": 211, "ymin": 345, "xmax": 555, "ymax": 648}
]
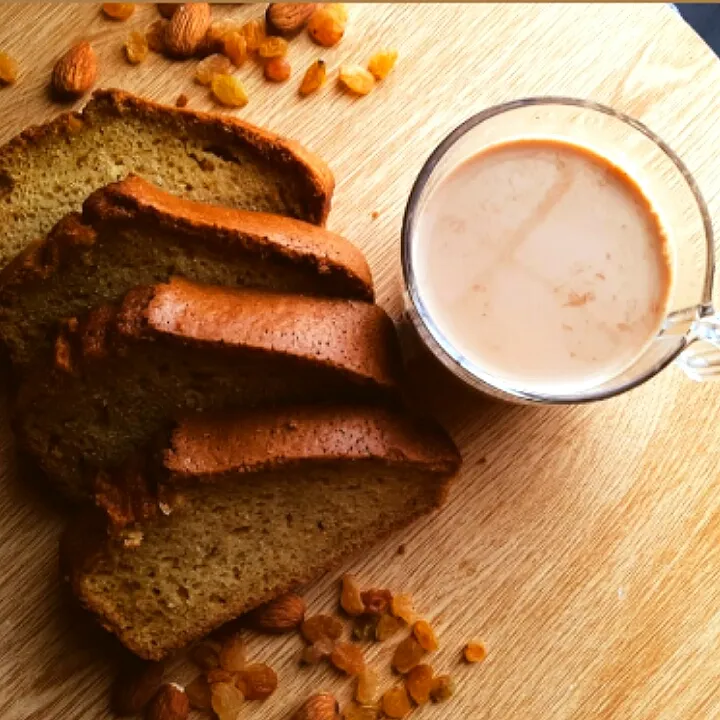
[
  {"xmin": 211, "ymin": 74, "xmax": 248, "ymax": 108},
  {"xmin": 361, "ymin": 589, "xmax": 392, "ymax": 615},
  {"xmin": 375, "ymin": 614, "xmax": 403, "ymax": 642},
  {"xmin": 343, "ymin": 702, "xmax": 379, "ymax": 720},
  {"xmin": 355, "ymin": 667, "xmax": 379, "ymax": 705},
  {"xmin": 264, "ymin": 57, "xmax": 291, "ymax": 82},
  {"xmin": 124, "ymin": 31, "xmax": 148, "ymax": 65},
  {"xmin": 300, "ymin": 636, "xmax": 335, "ymax": 665},
  {"xmin": 195, "ymin": 53, "xmax": 232, "ymax": 85},
  {"xmin": 464, "ymin": 641, "xmax": 487, "ymax": 663},
  {"xmin": 206, "ymin": 669, "xmax": 235, "ymax": 684},
  {"xmin": 301, "ymin": 614, "xmax": 344, "ymax": 644},
  {"xmin": 242, "ymin": 18, "xmax": 266, "ymax": 53},
  {"xmin": 340, "ymin": 574, "xmax": 365, "ymax": 616},
  {"xmin": 392, "ymin": 635, "xmax": 426, "ymax": 674},
  {"xmin": 146, "ymin": 19, "xmax": 167, "ymax": 53},
  {"xmin": 258, "ymin": 36, "xmax": 288, "ymax": 58},
  {"xmin": 236, "ymin": 662, "xmax": 278, "ymax": 700},
  {"xmin": 338, "ymin": 65, "xmax": 375, "ymax": 96},
  {"xmin": 223, "ymin": 31, "xmax": 247, "ymax": 66},
  {"xmin": 390, "ymin": 594, "xmax": 415, "ymax": 625},
  {"xmin": 307, "ymin": 5, "xmax": 346, "ymax": 47},
  {"xmin": 413, "ymin": 620, "xmax": 438, "ymax": 652},
  {"xmin": 219, "ymin": 633, "xmax": 246, "ymax": 672},
  {"xmin": 201, "ymin": 19, "xmax": 241, "ymax": 56},
  {"xmin": 330, "ymin": 642, "xmax": 365, "ymax": 676},
  {"xmin": 382, "ymin": 686, "xmax": 412, "ymax": 718},
  {"xmin": 102, "ymin": 3, "xmax": 135, "ymax": 20},
  {"xmin": 368, "ymin": 48, "xmax": 398, "ymax": 81},
  {"xmin": 429, "ymin": 674, "xmax": 454, "ymax": 703},
  {"xmin": 185, "ymin": 674, "xmax": 212, "ymax": 710},
  {"xmin": 190, "ymin": 640, "xmax": 222, "ymax": 670},
  {"xmin": 211, "ymin": 681, "xmax": 245, "ymax": 720},
  {"xmin": 299, "ymin": 59, "xmax": 326, "ymax": 96},
  {"xmin": 0, "ymin": 52, "xmax": 18, "ymax": 85},
  {"xmin": 405, "ymin": 664, "xmax": 434, "ymax": 705}
]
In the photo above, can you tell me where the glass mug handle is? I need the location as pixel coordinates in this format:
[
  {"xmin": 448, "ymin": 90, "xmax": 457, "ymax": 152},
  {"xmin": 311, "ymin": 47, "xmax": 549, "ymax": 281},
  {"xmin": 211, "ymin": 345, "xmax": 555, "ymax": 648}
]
[{"xmin": 676, "ymin": 305, "xmax": 720, "ymax": 380}]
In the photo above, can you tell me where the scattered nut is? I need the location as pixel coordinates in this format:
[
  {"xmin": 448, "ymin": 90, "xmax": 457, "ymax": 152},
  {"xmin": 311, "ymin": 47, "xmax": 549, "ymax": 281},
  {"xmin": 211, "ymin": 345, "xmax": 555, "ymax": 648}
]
[
  {"xmin": 165, "ymin": 2, "xmax": 211, "ymax": 58},
  {"xmin": 381, "ymin": 686, "xmax": 412, "ymax": 719},
  {"xmin": 52, "ymin": 41, "xmax": 97, "ymax": 99},
  {"xmin": 210, "ymin": 681, "xmax": 245, "ymax": 720},
  {"xmin": 264, "ymin": 57, "xmax": 291, "ymax": 82},
  {"xmin": 301, "ymin": 614, "xmax": 344, "ymax": 644},
  {"xmin": 250, "ymin": 593, "xmax": 306, "ymax": 633},
  {"xmin": 330, "ymin": 642, "xmax": 365, "ymax": 675},
  {"xmin": 236, "ymin": 662, "xmax": 278, "ymax": 700},
  {"xmin": 338, "ymin": 65, "xmax": 375, "ymax": 96},
  {"xmin": 102, "ymin": 3, "xmax": 135, "ymax": 21},
  {"xmin": 0, "ymin": 51, "xmax": 18, "ymax": 85},
  {"xmin": 145, "ymin": 683, "xmax": 189, "ymax": 720},
  {"xmin": 124, "ymin": 31, "xmax": 149, "ymax": 65},
  {"xmin": 185, "ymin": 674, "xmax": 212, "ymax": 710},
  {"xmin": 113, "ymin": 661, "xmax": 165, "ymax": 715},
  {"xmin": 340, "ymin": 574, "xmax": 365, "ymax": 616},
  {"xmin": 210, "ymin": 73, "xmax": 248, "ymax": 108},
  {"xmin": 218, "ymin": 633, "xmax": 246, "ymax": 672},
  {"xmin": 368, "ymin": 49, "xmax": 398, "ymax": 81},
  {"xmin": 292, "ymin": 693, "xmax": 340, "ymax": 720},
  {"xmin": 464, "ymin": 641, "xmax": 487, "ymax": 663},
  {"xmin": 299, "ymin": 59, "xmax": 326, "ymax": 96},
  {"xmin": 391, "ymin": 635, "xmax": 426, "ymax": 674},
  {"xmin": 266, "ymin": 3, "xmax": 317, "ymax": 36},
  {"xmin": 405, "ymin": 663, "xmax": 434, "ymax": 704}
]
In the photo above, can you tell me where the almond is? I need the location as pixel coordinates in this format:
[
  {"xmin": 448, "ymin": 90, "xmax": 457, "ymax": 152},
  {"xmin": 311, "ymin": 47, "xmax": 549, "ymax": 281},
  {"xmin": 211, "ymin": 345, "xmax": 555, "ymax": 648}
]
[
  {"xmin": 145, "ymin": 683, "xmax": 189, "ymax": 720},
  {"xmin": 266, "ymin": 3, "xmax": 317, "ymax": 36},
  {"xmin": 164, "ymin": 3, "xmax": 211, "ymax": 58},
  {"xmin": 249, "ymin": 593, "xmax": 306, "ymax": 633},
  {"xmin": 51, "ymin": 41, "xmax": 97, "ymax": 99},
  {"xmin": 292, "ymin": 693, "xmax": 339, "ymax": 720}
]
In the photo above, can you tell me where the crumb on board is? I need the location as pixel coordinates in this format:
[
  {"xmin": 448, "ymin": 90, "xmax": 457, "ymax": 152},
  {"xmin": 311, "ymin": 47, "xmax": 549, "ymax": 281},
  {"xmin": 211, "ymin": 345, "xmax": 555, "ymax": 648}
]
[{"xmin": 176, "ymin": 93, "xmax": 189, "ymax": 108}]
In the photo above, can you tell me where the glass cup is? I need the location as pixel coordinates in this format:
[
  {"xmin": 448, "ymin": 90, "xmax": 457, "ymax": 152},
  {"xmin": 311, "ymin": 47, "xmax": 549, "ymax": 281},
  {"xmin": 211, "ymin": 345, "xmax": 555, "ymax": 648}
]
[{"xmin": 401, "ymin": 97, "xmax": 719, "ymax": 404}]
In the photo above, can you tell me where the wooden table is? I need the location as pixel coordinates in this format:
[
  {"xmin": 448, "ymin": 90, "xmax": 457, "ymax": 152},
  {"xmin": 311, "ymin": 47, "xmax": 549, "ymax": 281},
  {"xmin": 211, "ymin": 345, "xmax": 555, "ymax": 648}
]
[{"xmin": 1, "ymin": 4, "xmax": 719, "ymax": 719}]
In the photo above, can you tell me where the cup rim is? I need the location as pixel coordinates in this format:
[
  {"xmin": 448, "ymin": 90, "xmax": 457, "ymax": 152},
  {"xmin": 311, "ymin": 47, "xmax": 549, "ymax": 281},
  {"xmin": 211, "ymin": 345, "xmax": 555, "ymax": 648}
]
[{"xmin": 401, "ymin": 96, "xmax": 714, "ymax": 403}]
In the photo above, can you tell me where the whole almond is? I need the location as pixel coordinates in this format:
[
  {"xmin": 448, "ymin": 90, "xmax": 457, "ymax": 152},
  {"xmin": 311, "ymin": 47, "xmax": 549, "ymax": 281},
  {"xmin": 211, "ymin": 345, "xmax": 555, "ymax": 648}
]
[
  {"xmin": 113, "ymin": 660, "xmax": 165, "ymax": 715},
  {"xmin": 249, "ymin": 593, "xmax": 306, "ymax": 633},
  {"xmin": 146, "ymin": 683, "xmax": 189, "ymax": 720},
  {"xmin": 292, "ymin": 693, "xmax": 339, "ymax": 720},
  {"xmin": 266, "ymin": 3, "xmax": 317, "ymax": 36},
  {"xmin": 164, "ymin": 3, "xmax": 211, "ymax": 58},
  {"xmin": 52, "ymin": 41, "xmax": 96, "ymax": 98}
]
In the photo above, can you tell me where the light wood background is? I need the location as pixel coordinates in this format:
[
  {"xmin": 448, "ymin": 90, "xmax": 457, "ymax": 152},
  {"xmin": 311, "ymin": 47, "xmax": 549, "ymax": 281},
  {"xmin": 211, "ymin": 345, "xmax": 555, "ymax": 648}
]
[{"xmin": 0, "ymin": 3, "xmax": 719, "ymax": 719}]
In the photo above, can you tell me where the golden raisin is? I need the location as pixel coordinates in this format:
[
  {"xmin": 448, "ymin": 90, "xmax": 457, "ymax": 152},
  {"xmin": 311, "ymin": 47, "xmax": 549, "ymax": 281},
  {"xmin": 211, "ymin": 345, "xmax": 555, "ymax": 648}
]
[
  {"xmin": 176, "ymin": 93, "xmax": 189, "ymax": 108},
  {"xmin": 307, "ymin": 5, "xmax": 346, "ymax": 47},
  {"xmin": 405, "ymin": 664, "xmax": 433, "ymax": 705},
  {"xmin": 264, "ymin": 57, "xmax": 291, "ymax": 82},
  {"xmin": 390, "ymin": 594, "xmax": 415, "ymax": 625},
  {"xmin": 211, "ymin": 681, "xmax": 245, "ymax": 720},
  {"xmin": 429, "ymin": 675, "xmax": 454, "ymax": 703},
  {"xmin": 330, "ymin": 642, "xmax": 365, "ymax": 676},
  {"xmin": 392, "ymin": 635, "xmax": 426, "ymax": 674},
  {"xmin": 185, "ymin": 674, "xmax": 212, "ymax": 710},
  {"xmin": 201, "ymin": 19, "xmax": 241, "ymax": 55},
  {"xmin": 338, "ymin": 65, "xmax": 375, "ymax": 96},
  {"xmin": 190, "ymin": 640, "xmax": 221, "ymax": 670},
  {"xmin": 236, "ymin": 663, "xmax": 278, "ymax": 700},
  {"xmin": 146, "ymin": 19, "xmax": 168, "ymax": 53},
  {"xmin": 413, "ymin": 620, "xmax": 438, "ymax": 652},
  {"xmin": 355, "ymin": 668, "xmax": 379, "ymax": 705},
  {"xmin": 195, "ymin": 53, "xmax": 232, "ymax": 85},
  {"xmin": 211, "ymin": 74, "xmax": 248, "ymax": 108},
  {"xmin": 242, "ymin": 18, "xmax": 266, "ymax": 53},
  {"xmin": 343, "ymin": 703, "xmax": 379, "ymax": 720},
  {"xmin": 367, "ymin": 48, "xmax": 398, "ymax": 80},
  {"xmin": 0, "ymin": 52, "xmax": 18, "ymax": 85},
  {"xmin": 327, "ymin": 3, "xmax": 349, "ymax": 22},
  {"xmin": 299, "ymin": 59, "xmax": 326, "ymax": 96},
  {"xmin": 258, "ymin": 36, "xmax": 288, "ymax": 58},
  {"xmin": 218, "ymin": 633, "xmax": 246, "ymax": 672},
  {"xmin": 223, "ymin": 31, "xmax": 247, "ymax": 66},
  {"xmin": 361, "ymin": 588, "xmax": 392, "ymax": 615},
  {"xmin": 124, "ymin": 31, "xmax": 148, "ymax": 65},
  {"xmin": 301, "ymin": 614, "xmax": 344, "ymax": 644},
  {"xmin": 464, "ymin": 641, "xmax": 487, "ymax": 663},
  {"xmin": 300, "ymin": 636, "xmax": 335, "ymax": 665},
  {"xmin": 352, "ymin": 614, "xmax": 378, "ymax": 642},
  {"xmin": 206, "ymin": 669, "xmax": 235, "ymax": 684},
  {"xmin": 102, "ymin": 3, "xmax": 135, "ymax": 20},
  {"xmin": 382, "ymin": 687, "xmax": 412, "ymax": 718},
  {"xmin": 340, "ymin": 574, "xmax": 365, "ymax": 616},
  {"xmin": 375, "ymin": 614, "xmax": 403, "ymax": 642}
]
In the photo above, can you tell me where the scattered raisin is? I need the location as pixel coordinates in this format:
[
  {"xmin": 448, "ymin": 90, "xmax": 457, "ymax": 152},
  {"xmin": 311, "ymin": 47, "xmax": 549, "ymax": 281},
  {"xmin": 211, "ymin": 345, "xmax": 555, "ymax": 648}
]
[
  {"xmin": 258, "ymin": 36, "xmax": 288, "ymax": 58},
  {"xmin": 211, "ymin": 74, "xmax": 248, "ymax": 108},
  {"xmin": 206, "ymin": 669, "xmax": 235, "ymax": 685},
  {"xmin": 343, "ymin": 703, "xmax": 379, "ymax": 720},
  {"xmin": 264, "ymin": 57, "xmax": 291, "ymax": 82},
  {"xmin": 195, "ymin": 53, "xmax": 232, "ymax": 85},
  {"xmin": 361, "ymin": 588, "xmax": 392, "ymax": 615},
  {"xmin": 190, "ymin": 641, "xmax": 222, "ymax": 670},
  {"xmin": 219, "ymin": 633, "xmax": 246, "ymax": 672},
  {"xmin": 223, "ymin": 31, "xmax": 247, "ymax": 66},
  {"xmin": 392, "ymin": 635, "xmax": 426, "ymax": 674},
  {"xmin": 236, "ymin": 663, "xmax": 278, "ymax": 700},
  {"xmin": 330, "ymin": 642, "xmax": 365, "ymax": 676},
  {"xmin": 355, "ymin": 667, "xmax": 379, "ymax": 705},
  {"xmin": 413, "ymin": 620, "xmax": 438, "ymax": 652},
  {"xmin": 429, "ymin": 675, "xmax": 454, "ymax": 703},
  {"xmin": 464, "ymin": 641, "xmax": 487, "ymax": 663},
  {"xmin": 211, "ymin": 681, "xmax": 245, "ymax": 720},
  {"xmin": 301, "ymin": 614, "xmax": 344, "ymax": 644},
  {"xmin": 299, "ymin": 59, "xmax": 326, "ymax": 96},
  {"xmin": 352, "ymin": 614, "xmax": 379, "ymax": 642},
  {"xmin": 405, "ymin": 664, "xmax": 434, "ymax": 705},
  {"xmin": 146, "ymin": 19, "xmax": 167, "ymax": 53},
  {"xmin": 300, "ymin": 636, "xmax": 335, "ymax": 665},
  {"xmin": 367, "ymin": 48, "xmax": 398, "ymax": 80},
  {"xmin": 338, "ymin": 65, "xmax": 375, "ymax": 96},
  {"xmin": 202, "ymin": 19, "xmax": 240, "ymax": 55},
  {"xmin": 242, "ymin": 18, "xmax": 266, "ymax": 53},
  {"xmin": 382, "ymin": 687, "xmax": 412, "ymax": 719},
  {"xmin": 390, "ymin": 594, "xmax": 415, "ymax": 625},
  {"xmin": 185, "ymin": 674, "xmax": 212, "ymax": 710},
  {"xmin": 340, "ymin": 574, "xmax": 365, "ymax": 616},
  {"xmin": 124, "ymin": 31, "xmax": 148, "ymax": 64},
  {"xmin": 375, "ymin": 614, "xmax": 403, "ymax": 642},
  {"xmin": 175, "ymin": 93, "xmax": 189, "ymax": 108},
  {"xmin": 307, "ymin": 4, "xmax": 346, "ymax": 47},
  {"xmin": 0, "ymin": 52, "xmax": 18, "ymax": 85},
  {"xmin": 102, "ymin": 3, "xmax": 135, "ymax": 20}
]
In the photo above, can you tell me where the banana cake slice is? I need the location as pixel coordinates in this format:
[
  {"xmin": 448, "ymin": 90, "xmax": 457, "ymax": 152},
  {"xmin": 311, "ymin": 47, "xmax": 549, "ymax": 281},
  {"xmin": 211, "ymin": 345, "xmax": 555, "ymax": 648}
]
[{"xmin": 61, "ymin": 404, "xmax": 461, "ymax": 659}]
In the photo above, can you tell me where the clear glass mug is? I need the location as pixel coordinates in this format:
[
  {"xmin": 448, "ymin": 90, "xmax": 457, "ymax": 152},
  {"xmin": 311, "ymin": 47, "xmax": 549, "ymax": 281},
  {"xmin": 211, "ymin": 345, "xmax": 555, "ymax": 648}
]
[{"xmin": 401, "ymin": 97, "xmax": 719, "ymax": 404}]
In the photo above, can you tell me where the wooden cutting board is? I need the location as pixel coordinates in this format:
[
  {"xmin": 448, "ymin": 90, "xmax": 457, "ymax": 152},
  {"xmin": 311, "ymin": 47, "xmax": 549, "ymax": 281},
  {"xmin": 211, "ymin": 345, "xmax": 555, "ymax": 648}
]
[{"xmin": 1, "ymin": 4, "xmax": 719, "ymax": 719}]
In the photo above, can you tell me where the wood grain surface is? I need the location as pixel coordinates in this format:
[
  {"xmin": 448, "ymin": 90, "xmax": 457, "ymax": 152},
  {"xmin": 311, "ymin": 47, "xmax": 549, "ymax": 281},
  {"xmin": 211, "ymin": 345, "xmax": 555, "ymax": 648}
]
[{"xmin": 1, "ymin": 3, "xmax": 719, "ymax": 719}]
